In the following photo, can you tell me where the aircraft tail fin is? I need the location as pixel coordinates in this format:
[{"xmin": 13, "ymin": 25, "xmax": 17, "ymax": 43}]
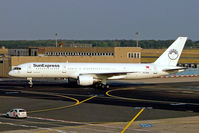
[{"xmin": 154, "ymin": 37, "xmax": 187, "ymax": 66}]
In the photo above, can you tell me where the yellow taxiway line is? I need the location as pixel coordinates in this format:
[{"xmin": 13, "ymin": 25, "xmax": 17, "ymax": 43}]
[
  {"xmin": 106, "ymin": 88, "xmax": 199, "ymax": 105},
  {"xmin": 79, "ymin": 95, "xmax": 96, "ymax": 104},
  {"xmin": 29, "ymin": 94, "xmax": 80, "ymax": 113},
  {"xmin": 121, "ymin": 108, "xmax": 145, "ymax": 133},
  {"xmin": 29, "ymin": 95, "xmax": 96, "ymax": 113}
]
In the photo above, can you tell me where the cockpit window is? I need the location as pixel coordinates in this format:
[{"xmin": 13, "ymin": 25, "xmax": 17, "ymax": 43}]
[{"xmin": 13, "ymin": 67, "xmax": 21, "ymax": 70}]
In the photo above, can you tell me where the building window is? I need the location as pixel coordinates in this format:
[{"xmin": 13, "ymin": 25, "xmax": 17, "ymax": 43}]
[
  {"xmin": 134, "ymin": 53, "xmax": 137, "ymax": 58},
  {"xmin": 128, "ymin": 52, "xmax": 140, "ymax": 58},
  {"xmin": 137, "ymin": 53, "xmax": 140, "ymax": 58}
]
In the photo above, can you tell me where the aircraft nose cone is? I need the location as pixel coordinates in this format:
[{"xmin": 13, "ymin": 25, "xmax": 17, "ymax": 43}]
[{"xmin": 8, "ymin": 71, "xmax": 14, "ymax": 77}]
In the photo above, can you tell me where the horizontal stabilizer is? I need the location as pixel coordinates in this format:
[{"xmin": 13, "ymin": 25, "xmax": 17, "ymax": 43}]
[{"xmin": 162, "ymin": 67, "xmax": 187, "ymax": 73}]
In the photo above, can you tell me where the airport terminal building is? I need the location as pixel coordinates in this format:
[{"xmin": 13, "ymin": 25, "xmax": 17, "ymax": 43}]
[
  {"xmin": 10, "ymin": 47, "xmax": 141, "ymax": 66},
  {"xmin": 1, "ymin": 46, "xmax": 142, "ymax": 77}
]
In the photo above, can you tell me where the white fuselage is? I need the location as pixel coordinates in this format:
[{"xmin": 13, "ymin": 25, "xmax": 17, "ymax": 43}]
[{"xmin": 9, "ymin": 62, "xmax": 169, "ymax": 80}]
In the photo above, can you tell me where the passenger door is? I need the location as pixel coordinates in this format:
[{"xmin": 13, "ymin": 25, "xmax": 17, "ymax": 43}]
[
  {"xmin": 27, "ymin": 64, "xmax": 32, "ymax": 73},
  {"xmin": 62, "ymin": 64, "xmax": 66, "ymax": 73}
]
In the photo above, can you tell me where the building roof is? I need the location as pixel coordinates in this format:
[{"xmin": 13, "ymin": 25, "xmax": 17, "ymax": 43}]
[
  {"xmin": 0, "ymin": 49, "xmax": 8, "ymax": 54},
  {"xmin": 41, "ymin": 47, "xmax": 141, "ymax": 53}
]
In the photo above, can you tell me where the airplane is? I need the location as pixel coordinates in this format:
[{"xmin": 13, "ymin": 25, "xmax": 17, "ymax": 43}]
[{"xmin": 8, "ymin": 37, "xmax": 187, "ymax": 89}]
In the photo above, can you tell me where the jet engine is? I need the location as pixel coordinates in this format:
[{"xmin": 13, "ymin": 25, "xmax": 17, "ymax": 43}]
[{"xmin": 77, "ymin": 75, "xmax": 94, "ymax": 86}]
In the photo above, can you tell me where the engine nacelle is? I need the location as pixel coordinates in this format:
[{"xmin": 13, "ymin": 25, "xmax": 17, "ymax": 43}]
[{"xmin": 77, "ymin": 75, "xmax": 94, "ymax": 86}]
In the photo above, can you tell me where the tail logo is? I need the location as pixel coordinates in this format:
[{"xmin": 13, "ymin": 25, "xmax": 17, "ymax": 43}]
[{"xmin": 168, "ymin": 49, "xmax": 179, "ymax": 60}]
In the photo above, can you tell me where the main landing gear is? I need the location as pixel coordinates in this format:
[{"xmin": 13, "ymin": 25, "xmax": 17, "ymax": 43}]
[
  {"xmin": 94, "ymin": 83, "xmax": 110, "ymax": 89},
  {"xmin": 94, "ymin": 79, "xmax": 110, "ymax": 89},
  {"xmin": 27, "ymin": 78, "xmax": 33, "ymax": 88}
]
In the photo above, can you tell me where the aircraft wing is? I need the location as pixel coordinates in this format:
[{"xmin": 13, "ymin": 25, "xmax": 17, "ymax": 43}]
[{"xmin": 80, "ymin": 72, "xmax": 137, "ymax": 79}]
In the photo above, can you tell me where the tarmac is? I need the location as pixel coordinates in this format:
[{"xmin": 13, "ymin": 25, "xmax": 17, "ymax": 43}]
[{"xmin": 0, "ymin": 77, "xmax": 199, "ymax": 133}]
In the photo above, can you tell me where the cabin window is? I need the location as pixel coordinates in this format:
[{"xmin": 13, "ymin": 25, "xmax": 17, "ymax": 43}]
[{"xmin": 13, "ymin": 67, "xmax": 21, "ymax": 70}]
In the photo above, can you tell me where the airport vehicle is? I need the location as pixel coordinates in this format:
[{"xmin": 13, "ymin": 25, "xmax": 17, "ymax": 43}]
[
  {"xmin": 6, "ymin": 108, "xmax": 27, "ymax": 118},
  {"xmin": 9, "ymin": 37, "xmax": 187, "ymax": 89}
]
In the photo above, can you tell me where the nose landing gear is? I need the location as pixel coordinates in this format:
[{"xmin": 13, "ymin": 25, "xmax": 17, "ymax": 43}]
[{"xmin": 27, "ymin": 78, "xmax": 33, "ymax": 88}]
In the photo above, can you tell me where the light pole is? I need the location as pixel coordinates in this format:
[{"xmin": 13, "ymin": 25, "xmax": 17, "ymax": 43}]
[
  {"xmin": 55, "ymin": 33, "xmax": 58, "ymax": 47},
  {"xmin": 136, "ymin": 32, "xmax": 139, "ymax": 47}
]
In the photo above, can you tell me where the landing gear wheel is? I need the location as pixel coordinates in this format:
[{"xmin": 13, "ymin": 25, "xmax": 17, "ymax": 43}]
[
  {"xmin": 102, "ymin": 84, "xmax": 110, "ymax": 89},
  {"xmin": 29, "ymin": 84, "xmax": 33, "ymax": 88},
  {"xmin": 101, "ymin": 84, "xmax": 106, "ymax": 89},
  {"xmin": 106, "ymin": 85, "xmax": 110, "ymax": 89},
  {"xmin": 95, "ymin": 83, "xmax": 99, "ymax": 88}
]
